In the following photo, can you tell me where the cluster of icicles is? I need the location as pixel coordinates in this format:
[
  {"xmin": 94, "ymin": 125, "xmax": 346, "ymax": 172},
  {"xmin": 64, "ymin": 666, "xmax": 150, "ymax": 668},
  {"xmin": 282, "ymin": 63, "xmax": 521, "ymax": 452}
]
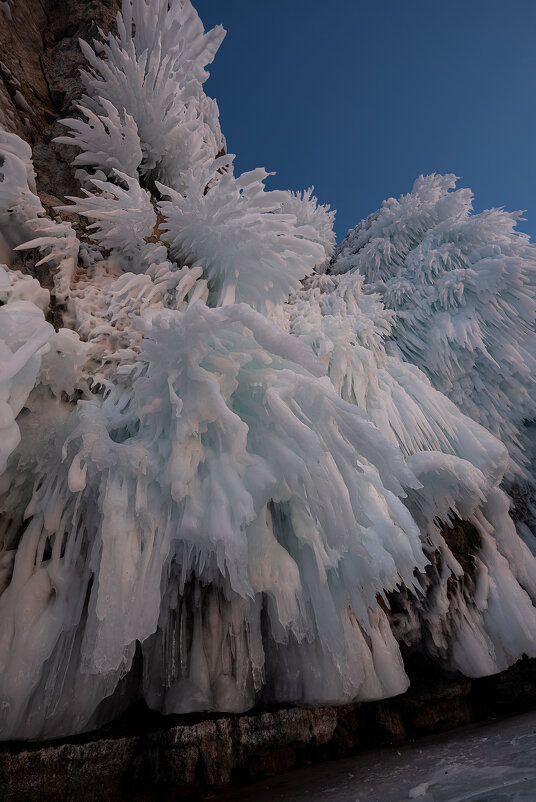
[{"xmin": 1, "ymin": 0, "xmax": 536, "ymax": 741}]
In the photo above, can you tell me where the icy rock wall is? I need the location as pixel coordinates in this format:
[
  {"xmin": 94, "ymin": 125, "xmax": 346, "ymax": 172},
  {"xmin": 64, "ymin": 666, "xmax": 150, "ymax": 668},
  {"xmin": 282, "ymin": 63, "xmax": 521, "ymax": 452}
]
[{"xmin": 1, "ymin": 0, "xmax": 536, "ymax": 742}]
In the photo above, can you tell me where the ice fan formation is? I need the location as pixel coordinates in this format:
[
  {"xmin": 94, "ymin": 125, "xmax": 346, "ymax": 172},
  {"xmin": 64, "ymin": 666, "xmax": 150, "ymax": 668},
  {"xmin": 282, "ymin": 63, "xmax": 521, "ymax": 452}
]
[
  {"xmin": 332, "ymin": 175, "xmax": 536, "ymax": 478},
  {"xmin": 2, "ymin": 0, "xmax": 536, "ymax": 742}
]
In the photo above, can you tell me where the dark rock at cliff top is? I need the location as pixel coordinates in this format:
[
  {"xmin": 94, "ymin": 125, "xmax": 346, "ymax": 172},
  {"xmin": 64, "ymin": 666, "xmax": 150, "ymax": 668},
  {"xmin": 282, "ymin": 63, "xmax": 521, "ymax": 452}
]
[{"xmin": 0, "ymin": 0, "xmax": 120, "ymax": 201}]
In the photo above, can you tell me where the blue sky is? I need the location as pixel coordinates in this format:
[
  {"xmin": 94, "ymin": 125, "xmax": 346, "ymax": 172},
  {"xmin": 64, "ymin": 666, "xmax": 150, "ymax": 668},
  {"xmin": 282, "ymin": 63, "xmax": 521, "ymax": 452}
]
[{"xmin": 196, "ymin": 0, "xmax": 536, "ymax": 244}]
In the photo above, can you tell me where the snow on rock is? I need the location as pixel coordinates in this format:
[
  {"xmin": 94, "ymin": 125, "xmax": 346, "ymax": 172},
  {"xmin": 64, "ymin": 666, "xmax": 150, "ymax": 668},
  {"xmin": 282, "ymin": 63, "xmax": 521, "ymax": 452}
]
[
  {"xmin": 0, "ymin": 264, "xmax": 49, "ymax": 311},
  {"xmin": 1, "ymin": 0, "xmax": 536, "ymax": 742},
  {"xmin": 0, "ymin": 124, "xmax": 44, "ymax": 262},
  {"xmin": 408, "ymin": 783, "xmax": 430, "ymax": 799}
]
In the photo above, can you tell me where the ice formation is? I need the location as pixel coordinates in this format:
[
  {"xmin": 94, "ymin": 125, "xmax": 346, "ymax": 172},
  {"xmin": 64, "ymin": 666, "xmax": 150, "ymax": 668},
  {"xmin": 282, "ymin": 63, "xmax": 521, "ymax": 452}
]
[
  {"xmin": 277, "ymin": 188, "xmax": 336, "ymax": 264},
  {"xmin": 56, "ymin": 0, "xmax": 226, "ymax": 190},
  {"xmin": 158, "ymin": 160, "xmax": 327, "ymax": 310},
  {"xmin": 332, "ymin": 174, "xmax": 536, "ymax": 479},
  {"xmin": 1, "ymin": 0, "xmax": 536, "ymax": 742},
  {"xmin": 281, "ymin": 270, "xmax": 536, "ymax": 676}
]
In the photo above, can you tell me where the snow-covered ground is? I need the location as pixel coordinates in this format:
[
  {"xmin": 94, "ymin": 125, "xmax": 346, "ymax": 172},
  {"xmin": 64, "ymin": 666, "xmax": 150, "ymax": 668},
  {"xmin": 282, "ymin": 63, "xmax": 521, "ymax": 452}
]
[{"xmin": 217, "ymin": 708, "xmax": 536, "ymax": 801}]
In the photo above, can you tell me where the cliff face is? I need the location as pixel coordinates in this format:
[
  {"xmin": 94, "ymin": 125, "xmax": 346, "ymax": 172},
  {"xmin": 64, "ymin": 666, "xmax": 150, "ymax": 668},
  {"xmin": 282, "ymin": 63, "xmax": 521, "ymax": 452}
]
[
  {"xmin": 2, "ymin": 4, "xmax": 536, "ymax": 795},
  {"xmin": 0, "ymin": 0, "xmax": 120, "ymax": 200}
]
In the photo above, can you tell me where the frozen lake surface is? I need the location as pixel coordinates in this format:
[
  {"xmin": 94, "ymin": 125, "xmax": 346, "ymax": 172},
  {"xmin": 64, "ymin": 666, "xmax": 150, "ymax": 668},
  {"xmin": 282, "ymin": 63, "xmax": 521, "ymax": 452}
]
[{"xmin": 215, "ymin": 708, "xmax": 536, "ymax": 801}]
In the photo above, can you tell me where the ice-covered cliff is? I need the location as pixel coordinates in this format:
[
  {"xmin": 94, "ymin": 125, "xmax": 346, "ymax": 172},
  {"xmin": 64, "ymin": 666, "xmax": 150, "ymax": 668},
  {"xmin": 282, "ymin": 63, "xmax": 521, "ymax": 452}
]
[{"xmin": 1, "ymin": 0, "xmax": 536, "ymax": 742}]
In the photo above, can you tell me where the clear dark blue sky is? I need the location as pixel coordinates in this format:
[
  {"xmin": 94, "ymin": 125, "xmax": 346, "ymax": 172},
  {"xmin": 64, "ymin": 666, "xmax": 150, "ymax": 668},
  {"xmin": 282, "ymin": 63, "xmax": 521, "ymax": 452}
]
[{"xmin": 196, "ymin": 0, "xmax": 536, "ymax": 244}]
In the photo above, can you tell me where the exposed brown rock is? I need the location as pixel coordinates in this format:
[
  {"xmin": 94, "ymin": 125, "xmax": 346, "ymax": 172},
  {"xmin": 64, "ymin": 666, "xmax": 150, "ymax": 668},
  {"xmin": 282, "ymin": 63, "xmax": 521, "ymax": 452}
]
[
  {"xmin": 0, "ymin": 0, "xmax": 121, "ymax": 201},
  {"xmin": 0, "ymin": 708, "xmax": 339, "ymax": 801},
  {"xmin": 411, "ymin": 698, "xmax": 472, "ymax": 733},
  {"xmin": 441, "ymin": 517, "xmax": 481, "ymax": 584},
  {"xmin": 2, "ymin": 659, "xmax": 536, "ymax": 801}
]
